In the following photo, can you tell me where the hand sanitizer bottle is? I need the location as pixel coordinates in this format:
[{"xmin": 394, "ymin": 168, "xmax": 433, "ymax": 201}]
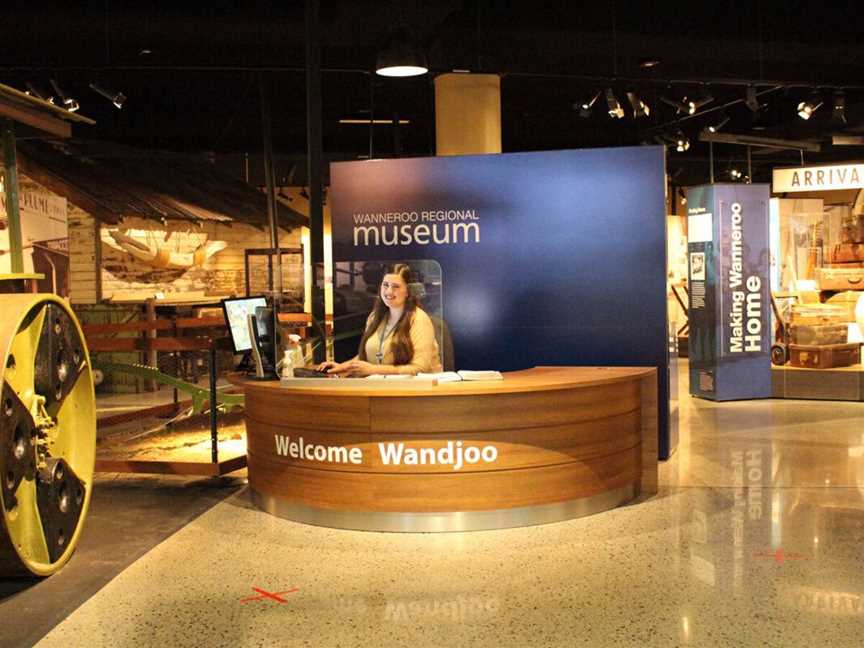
[
  {"xmin": 281, "ymin": 347, "xmax": 295, "ymax": 380},
  {"xmin": 281, "ymin": 334, "xmax": 303, "ymax": 379}
]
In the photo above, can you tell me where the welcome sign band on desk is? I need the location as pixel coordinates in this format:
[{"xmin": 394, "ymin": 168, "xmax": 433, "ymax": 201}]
[{"xmin": 329, "ymin": 148, "xmax": 674, "ymax": 458}]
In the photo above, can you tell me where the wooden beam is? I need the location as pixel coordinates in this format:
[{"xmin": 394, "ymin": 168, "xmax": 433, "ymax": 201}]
[
  {"xmin": 0, "ymin": 98, "xmax": 70, "ymax": 139},
  {"xmin": 83, "ymin": 319, "xmax": 174, "ymax": 335},
  {"xmin": 86, "ymin": 336, "xmax": 221, "ymax": 352},
  {"xmin": 94, "ymin": 455, "xmax": 247, "ymax": 476},
  {"xmin": 699, "ymin": 131, "xmax": 821, "ymax": 153},
  {"xmin": 86, "ymin": 338, "xmax": 140, "ymax": 352},
  {"xmin": 97, "ymin": 400, "xmax": 192, "ymax": 429},
  {"xmin": 0, "ymin": 82, "xmax": 95, "ymax": 126},
  {"xmin": 95, "ymin": 459, "xmax": 222, "ymax": 476},
  {"xmin": 216, "ymin": 455, "xmax": 248, "ymax": 475}
]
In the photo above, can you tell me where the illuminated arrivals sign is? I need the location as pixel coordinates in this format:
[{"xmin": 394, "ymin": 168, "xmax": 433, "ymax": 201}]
[
  {"xmin": 773, "ymin": 163, "xmax": 864, "ymax": 192},
  {"xmin": 273, "ymin": 434, "xmax": 498, "ymax": 471}
]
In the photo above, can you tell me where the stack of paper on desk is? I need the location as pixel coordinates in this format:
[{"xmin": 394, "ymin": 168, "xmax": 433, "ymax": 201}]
[
  {"xmin": 416, "ymin": 371, "xmax": 462, "ymax": 383},
  {"xmin": 457, "ymin": 370, "xmax": 504, "ymax": 381}
]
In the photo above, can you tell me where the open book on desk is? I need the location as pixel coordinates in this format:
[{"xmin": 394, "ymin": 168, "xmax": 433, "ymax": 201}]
[{"xmin": 417, "ymin": 370, "xmax": 504, "ymax": 383}]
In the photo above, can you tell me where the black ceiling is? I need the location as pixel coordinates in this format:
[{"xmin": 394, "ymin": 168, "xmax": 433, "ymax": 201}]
[{"xmin": 3, "ymin": 1, "xmax": 864, "ymax": 186}]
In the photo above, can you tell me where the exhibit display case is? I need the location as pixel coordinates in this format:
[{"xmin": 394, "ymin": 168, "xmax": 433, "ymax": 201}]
[{"xmin": 770, "ymin": 166, "xmax": 864, "ymax": 400}]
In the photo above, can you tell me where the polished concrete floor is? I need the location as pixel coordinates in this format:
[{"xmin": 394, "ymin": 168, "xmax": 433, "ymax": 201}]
[{"xmin": 3, "ymin": 361, "xmax": 864, "ymax": 647}]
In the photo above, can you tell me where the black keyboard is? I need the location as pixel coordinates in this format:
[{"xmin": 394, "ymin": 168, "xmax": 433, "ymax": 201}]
[{"xmin": 293, "ymin": 367, "xmax": 331, "ymax": 378}]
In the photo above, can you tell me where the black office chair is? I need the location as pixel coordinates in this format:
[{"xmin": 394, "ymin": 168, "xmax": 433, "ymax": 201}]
[{"xmin": 429, "ymin": 315, "xmax": 455, "ymax": 371}]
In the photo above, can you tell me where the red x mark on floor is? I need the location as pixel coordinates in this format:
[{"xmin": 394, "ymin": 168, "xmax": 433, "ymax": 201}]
[{"xmin": 240, "ymin": 586, "xmax": 300, "ymax": 604}]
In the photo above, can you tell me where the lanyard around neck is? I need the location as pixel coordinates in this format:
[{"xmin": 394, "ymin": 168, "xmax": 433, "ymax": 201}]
[{"xmin": 376, "ymin": 315, "xmax": 402, "ymax": 364}]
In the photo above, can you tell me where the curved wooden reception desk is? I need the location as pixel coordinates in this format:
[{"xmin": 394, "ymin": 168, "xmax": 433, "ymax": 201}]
[{"xmin": 233, "ymin": 366, "xmax": 658, "ymax": 532}]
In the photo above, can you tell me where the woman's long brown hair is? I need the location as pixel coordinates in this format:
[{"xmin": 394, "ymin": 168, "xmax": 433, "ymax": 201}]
[{"xmin": 357, "ymin": 263, "xmax": 419, "ymax": 365}]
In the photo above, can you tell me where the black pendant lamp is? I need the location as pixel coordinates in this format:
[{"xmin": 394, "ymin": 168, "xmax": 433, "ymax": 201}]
[{"xmin": 375, "ymin": 25, "xmax": 428, "ymax": 78}]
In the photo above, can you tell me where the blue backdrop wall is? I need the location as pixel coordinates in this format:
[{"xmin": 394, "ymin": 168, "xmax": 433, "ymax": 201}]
[{"xmin": 329, "ymin": 147, "xmax": 674, "ymax": 458}]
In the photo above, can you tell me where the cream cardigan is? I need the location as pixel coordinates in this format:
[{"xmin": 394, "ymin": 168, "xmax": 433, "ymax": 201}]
[{"xmin": 362, "ymin": 308, "xmax": 443, "ymax": 375}]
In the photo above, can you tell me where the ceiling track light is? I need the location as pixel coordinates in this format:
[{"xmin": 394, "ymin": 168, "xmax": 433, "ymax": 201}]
[
  {"xmin": 49, "ymin": 79, "xmax": 80, "ymax": 112},
  {"xmin": 690, "ymin": 93, "xmax": 714, "ymax": 113},
  {"xmin": 745, "ymin": 86, "xmax": 761, "ymax": 113},
  {"xmin": 24, "ymin": 82, "xmax": 55, "ymax": 105},
  {"xmin": 660, "ymin": 95, "xmax": 682, "ymax": 111},
  {"xmin": 626, "ymin": 92, "xmax": 650, "ymax": 118},
  {"xmin": 660, "ymin": 94, "xmax": 693, "ymax": 115},
  {"xmin": 375, "ymin": 25, "xmax": 428, "ymax": 78},
  {"xmin": 89, "ymin": 82, "xmax": 126, "ymax": 109},
  {"xmin": 576, "ymin": 90, "xmax": 601, "ymax": 118},
  {"xmin": 674, "ymin": 131, "xmax": 690, "ymax": 152},
  {"xmin": 833, "ymin": 90, "xmax": 846, "ymax": 123},
  {"xmin": 797, "ymin": 91, "xmax": 823, "ymax": 120},
  {"xmin": 706, "ymin": 114, "xmax": 730, "ymax": 134},
  {"xmin": 605, "ymin": 89, "xmax": 625, "ymax": 119}
]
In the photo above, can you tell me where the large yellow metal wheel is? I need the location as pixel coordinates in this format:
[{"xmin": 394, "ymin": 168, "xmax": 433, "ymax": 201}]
[{"xmin": 0, "ymin": 295, "xmax": 95, "ymax": 577}]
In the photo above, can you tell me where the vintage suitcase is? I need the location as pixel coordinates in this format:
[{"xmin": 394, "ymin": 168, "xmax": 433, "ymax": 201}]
[
  {"xmin": 840, "ymin": 214, "xmax": 864, "ymax": 244},
  {"xmin": 789, "ymin": 303, "xmax": 847, "ymax": 326},
  {"xmin": 789, "ymin": 324, "xmax": 848, "ymax": 345},
  {"xmin": 829, "ymin": 243, "xmax": 864, "ymax": 264},
  {"xmin": 815, "ymin": 267, "xmax": 864, "ymax": 291},
  {"xmin": 826, "ymin": 262, "xmax": 864, "ymax": 269},
  {"xmin": 788, "ymin": 343, "xmax": 861, "ymax": 369},
  {"xmin": 825, "ymin": 291, "xmax": 864, "ymax": 322}
]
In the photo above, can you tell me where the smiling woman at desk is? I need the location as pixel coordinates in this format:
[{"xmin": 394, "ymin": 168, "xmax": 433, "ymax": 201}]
[{"xmin": 319, "ymin": 263, "xmax": 443, "ymax": 377}]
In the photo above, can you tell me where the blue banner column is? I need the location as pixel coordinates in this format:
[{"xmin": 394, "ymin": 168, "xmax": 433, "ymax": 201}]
[{"xmin": 687, "ymin": 184, "xmax": 772, "ymax": 401}]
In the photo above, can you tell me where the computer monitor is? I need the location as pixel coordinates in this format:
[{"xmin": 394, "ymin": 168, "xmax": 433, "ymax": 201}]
[
  {"xmin": 248, "ymin": 306, "xmax": 279, "ymax": 379},
  {"xmin": 222, "ymin": 296, "xmax": 268, "ymax": 353}
]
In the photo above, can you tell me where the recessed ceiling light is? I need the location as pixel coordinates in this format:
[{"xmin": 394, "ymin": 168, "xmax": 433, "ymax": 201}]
[{"xmin": 639, "ymin": 57, "xmax": 661, "ymax": 69}]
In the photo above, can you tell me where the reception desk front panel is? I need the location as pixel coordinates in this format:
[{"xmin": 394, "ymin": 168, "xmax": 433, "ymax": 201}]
[{"xmin": 236, "ymin": 367, "xmax": 657, "ymax": 532}]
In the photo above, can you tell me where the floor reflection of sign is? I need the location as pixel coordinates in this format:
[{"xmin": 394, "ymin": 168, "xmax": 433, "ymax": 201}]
[{"xmin": 753, "ymin": 548, "xmax": 809, "ymax": 564}]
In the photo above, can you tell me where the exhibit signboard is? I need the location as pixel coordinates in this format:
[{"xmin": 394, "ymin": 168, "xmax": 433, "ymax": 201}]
[
  {"xmin": 687, "ymin": 184, "xmax": 771, "ymax": 400},
  {"xmin": 0, "ymin": 182, "xmax": 69, "ymax": 295},
  {"xmin": 329, "ymin": 147, "xmax": 676, "ymax": 458},
  {"xmin": 773, "ymin": 163, "xmax": 864, "ymax": 193}
]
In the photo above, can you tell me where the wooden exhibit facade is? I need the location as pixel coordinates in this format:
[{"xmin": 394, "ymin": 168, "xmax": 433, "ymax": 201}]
[
  {"xmin": 15, "ymin": 140, "xmax": 307, "ymax": 306},
  {"xmin": 235, "ymin": 366, "xmax": 658, "ymax": 532}
]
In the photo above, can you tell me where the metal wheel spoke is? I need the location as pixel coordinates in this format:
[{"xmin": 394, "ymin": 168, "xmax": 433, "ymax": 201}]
[
  {"xmin": 5, "ymin": 305, "xmax": 47, "ymax": 407},
  {"xmin": 54, "ymin": 365, "xmax": 96, "ymax": 471},
  {"xmin": 2, "ymin": 477, "xmax": 51, "ymax": 566}
]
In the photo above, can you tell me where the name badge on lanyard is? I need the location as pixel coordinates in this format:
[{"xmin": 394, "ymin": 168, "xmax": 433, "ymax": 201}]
[{"xmin": 376, "ymin": 318, "xmax": 400, "ymax": 363}]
